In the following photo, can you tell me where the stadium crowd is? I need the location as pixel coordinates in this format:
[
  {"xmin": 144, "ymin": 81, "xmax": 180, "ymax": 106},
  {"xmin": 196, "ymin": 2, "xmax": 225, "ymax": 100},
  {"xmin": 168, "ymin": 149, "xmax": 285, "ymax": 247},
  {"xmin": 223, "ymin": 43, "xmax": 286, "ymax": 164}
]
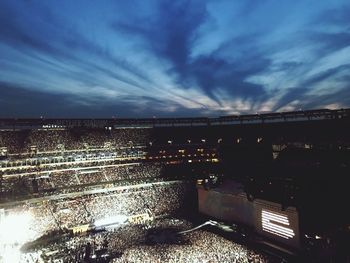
[
  {"xmin": 0, "ymin": 128, "xmax": 151, "ymax": 155},
  {"xmin": 0, "ymin": 127, "xmax": 271, "ymax": 262},
  {"xmin": 15, "ymin": 218, "xmax": 270, "ymax": 263},
  {"xmin": 113, "ymin": 229, "xmax": 270, "ymax": 263},
  {"xmin": 0, "ymin": 163, "xmax": 166, "ymax": 200},
  {"xmin": 3, "ymin": 181, "xmax": 192, "ymax": 241}
]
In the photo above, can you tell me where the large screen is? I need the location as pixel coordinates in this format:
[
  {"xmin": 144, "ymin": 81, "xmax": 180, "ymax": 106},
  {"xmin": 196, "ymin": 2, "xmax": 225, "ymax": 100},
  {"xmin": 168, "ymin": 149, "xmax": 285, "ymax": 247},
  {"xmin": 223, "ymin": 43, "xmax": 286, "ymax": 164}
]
[
  {"xmin": 261, "ymin": 209, "xmax": 295, "ymax": 239},
  {"xmin": 198, "ymin": 185, "xmax": 300, "ymax": 249},
  {"xmin": 255, "ymin": 200, "xmax": 300, "ymax": 248}
]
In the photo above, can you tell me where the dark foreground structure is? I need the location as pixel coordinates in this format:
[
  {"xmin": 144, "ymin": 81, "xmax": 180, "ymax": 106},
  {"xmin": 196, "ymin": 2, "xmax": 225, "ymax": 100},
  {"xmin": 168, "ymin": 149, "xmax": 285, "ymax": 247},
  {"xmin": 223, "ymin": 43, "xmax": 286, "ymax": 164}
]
[{"xmin": 0, "ymin": 108, "xmax": 349, "ymax": 262}]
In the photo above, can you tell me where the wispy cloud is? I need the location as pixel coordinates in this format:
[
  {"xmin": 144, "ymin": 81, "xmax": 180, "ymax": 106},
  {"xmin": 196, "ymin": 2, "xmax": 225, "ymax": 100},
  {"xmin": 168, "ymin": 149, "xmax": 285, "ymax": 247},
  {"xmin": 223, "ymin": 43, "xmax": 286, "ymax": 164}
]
[{"xmin": 0, "ymin": 0, "xmax": 349, "ymax": 117}]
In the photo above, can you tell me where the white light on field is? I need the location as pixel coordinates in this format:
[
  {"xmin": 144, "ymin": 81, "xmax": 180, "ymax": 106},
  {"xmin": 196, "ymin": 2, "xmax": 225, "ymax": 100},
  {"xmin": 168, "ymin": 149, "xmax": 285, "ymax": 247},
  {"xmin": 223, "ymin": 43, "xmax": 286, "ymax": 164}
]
[
  {"xmin": 0, "ymin": 211, "xmax": 36, "ymax": 245},
  {"xmin": 261, "ymin": 209, "xmax": 295, "ymax": 239},
  {"xmin": 1, "ymin": 246, "xmax": 21, "ymax": 263}
]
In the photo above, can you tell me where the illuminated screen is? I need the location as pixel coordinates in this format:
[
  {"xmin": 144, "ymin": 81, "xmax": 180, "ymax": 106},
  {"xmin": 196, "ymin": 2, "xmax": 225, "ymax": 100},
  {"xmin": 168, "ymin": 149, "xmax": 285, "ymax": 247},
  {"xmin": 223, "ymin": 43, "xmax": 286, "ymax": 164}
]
[{"xmin": 261, "ymin": 209, "xmax": 295, "ymax": 239}]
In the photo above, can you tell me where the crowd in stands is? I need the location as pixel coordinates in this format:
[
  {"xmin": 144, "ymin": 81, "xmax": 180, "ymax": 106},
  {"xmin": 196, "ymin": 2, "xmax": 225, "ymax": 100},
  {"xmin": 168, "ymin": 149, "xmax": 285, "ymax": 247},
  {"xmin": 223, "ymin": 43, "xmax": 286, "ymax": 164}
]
[
  {"xmin": 50, "ymin": 170, "xmax": 78, "ymax": 188},
  {"xmin": 1, "ymin": 181, "xmax": 192, "ymax": 244},
  {"xmin": 0, "ymin": 128, "xmax": 151, "ymax": 155},
  {"xmin": 0, "ymin": 163, "xmax": 167, "ymax": 200},
  {"xmin": 0, "ymin": 130, "xmax": 30, "ymax": 154},
  {"xmin": 0, "ymin": 127, "xmax": 271, "ymax": 262},
  {"xmin": 104, "ymin": 164, "xmax": 163, "ymax": 181},
  {"xmin": 16, "ymin": 218, "xmax": 270, "ymax": 263},
  {"xmin": 113, "ymin": 228, "xmax": 270, "ymax": 263}
]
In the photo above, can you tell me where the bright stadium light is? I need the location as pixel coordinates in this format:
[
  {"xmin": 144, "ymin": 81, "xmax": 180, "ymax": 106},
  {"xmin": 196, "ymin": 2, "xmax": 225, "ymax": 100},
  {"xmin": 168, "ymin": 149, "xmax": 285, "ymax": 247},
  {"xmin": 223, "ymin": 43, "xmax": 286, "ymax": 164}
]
[
  {"xmin": 1, "ymin": 246, "xmax": 22, "ymax": 263},
  {"xmin": 0, "ymin": 211, "xmax": 35, "ymax": 245},
  {"xmin": 94, "ymin": 214, "xmax": 128, "ymax": 228},
  {"xmin": 0, "ymin": 211, "xmax": 36, "ymax": 263}
]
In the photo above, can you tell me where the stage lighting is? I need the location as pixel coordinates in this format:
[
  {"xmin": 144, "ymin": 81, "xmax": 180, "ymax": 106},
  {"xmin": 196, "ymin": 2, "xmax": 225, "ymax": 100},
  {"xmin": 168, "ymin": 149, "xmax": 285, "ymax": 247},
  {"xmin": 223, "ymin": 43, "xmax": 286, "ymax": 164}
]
[
  {"xmin": 94, "ymin": 214, "xmax": 128, "ymax": 228},
  {"xmin": 0, "ymin": 211, "xmax": 35, "ymax": 245}
]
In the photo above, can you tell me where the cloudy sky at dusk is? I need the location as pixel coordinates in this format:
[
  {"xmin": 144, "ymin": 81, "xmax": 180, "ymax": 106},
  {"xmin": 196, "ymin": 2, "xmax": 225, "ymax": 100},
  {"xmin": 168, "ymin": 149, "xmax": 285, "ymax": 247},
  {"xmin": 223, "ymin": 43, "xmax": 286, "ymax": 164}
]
[{"xmin": 1, "ymin": 0, "xmax": 350, "ymax": 117}]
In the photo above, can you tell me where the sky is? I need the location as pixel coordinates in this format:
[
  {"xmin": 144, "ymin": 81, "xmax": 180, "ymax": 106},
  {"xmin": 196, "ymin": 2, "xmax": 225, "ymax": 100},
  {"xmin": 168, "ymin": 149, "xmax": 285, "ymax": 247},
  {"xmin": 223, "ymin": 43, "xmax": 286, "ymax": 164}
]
[{"xmin": 1, "ymin": 0, "xmax": 350, "ymax": 118}]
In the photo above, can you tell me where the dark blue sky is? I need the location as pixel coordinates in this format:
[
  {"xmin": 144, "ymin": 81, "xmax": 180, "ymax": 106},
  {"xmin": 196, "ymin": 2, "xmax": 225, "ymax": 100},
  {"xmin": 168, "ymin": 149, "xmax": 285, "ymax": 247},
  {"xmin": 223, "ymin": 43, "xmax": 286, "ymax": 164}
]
[{"xmin": 1, "ymin": 0, "xmax": 350, "ymax": 117}]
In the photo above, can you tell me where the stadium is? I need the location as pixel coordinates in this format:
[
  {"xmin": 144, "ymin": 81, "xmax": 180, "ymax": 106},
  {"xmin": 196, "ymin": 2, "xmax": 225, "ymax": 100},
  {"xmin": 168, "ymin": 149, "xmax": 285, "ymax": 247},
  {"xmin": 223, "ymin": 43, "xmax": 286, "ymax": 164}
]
[{"xmin": 0, "ymin": 108, "xmax": 349, "ymax": 262}]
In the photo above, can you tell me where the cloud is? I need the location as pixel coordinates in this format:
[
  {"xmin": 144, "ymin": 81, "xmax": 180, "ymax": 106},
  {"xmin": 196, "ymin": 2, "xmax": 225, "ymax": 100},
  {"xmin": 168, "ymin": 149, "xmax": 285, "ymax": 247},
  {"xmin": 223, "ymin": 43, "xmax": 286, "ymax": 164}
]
[
  {"xmin": 111, "ymin": 1, "xmax": 269, "ymax": 103},
  {"xmin": 111, "ymin": 0, "xmax": 208, "ymax": 76},
  {"xmin": 0, "ymin": 82, "xmax": 149, "ymax": 118},
  {"xmin": 0, "ymin": 0, "xmax": 350, "ymax": 117}
]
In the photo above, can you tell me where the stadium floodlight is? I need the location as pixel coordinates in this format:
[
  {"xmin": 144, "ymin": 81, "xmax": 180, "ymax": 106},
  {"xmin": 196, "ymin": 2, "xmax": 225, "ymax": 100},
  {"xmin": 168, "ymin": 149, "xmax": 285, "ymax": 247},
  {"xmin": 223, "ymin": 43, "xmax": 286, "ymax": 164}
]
[{"xmin": 94, "ymin": 214, "xmax": 128, "ymax": 228}]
